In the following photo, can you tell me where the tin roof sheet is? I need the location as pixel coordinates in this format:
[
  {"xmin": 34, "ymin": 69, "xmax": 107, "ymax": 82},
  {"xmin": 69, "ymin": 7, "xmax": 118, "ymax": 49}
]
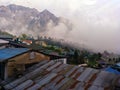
[
  {"xmin": 4, "ymin": 60, "xmax": 119, "ymax": 90},
  {"xmin": 0, "ymin": 48, "xmax": 29, "ymax": 62}
]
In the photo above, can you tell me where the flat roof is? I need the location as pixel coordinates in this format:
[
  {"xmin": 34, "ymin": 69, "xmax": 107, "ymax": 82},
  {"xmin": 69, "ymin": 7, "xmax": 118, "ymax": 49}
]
[
  {"xmin": 0, "ymin": 48, "xmax": 29, "ymax": 62},
  {"xmin": 0, "ymin": 39, "xmax": 9, "ymax": 44}
]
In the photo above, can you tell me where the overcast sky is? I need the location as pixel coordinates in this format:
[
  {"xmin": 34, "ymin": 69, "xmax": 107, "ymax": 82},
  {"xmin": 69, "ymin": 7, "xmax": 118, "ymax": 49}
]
[
  {"xmin": 0, "ymin": 0, "xmax": 120, "ymax": 53},
  {"xmin": 0, "ymin": 0, "xmax": 120, "ymax": 17}
]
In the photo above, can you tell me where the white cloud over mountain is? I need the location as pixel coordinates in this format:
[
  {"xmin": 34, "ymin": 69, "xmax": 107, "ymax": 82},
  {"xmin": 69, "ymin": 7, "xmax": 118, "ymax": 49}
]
[{"xmin": 0, "ymin": 0, "xmax": 120, "ymax": 53}]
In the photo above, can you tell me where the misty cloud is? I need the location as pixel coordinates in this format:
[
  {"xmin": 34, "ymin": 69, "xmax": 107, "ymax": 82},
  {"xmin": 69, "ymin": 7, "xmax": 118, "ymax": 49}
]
[{"xmin": 0, "ymin": 0, "xmax": 120, "ymax": 53}]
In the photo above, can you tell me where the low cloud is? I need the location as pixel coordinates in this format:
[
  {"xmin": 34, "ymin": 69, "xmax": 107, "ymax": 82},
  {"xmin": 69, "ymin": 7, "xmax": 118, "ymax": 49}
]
[{"xmin": 0, "ymin": 0, "xmax": 120, "ymax": 53}]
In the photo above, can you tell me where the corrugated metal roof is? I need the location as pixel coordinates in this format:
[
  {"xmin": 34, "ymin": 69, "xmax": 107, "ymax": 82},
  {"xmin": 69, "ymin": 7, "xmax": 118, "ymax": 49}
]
[
  {"xmin": 105, "ymin": 67, "xmax": 120, "ymax": 74},
  {"xmin": 0, "ymin": 48, "xmax": 29, "ymax": 62},
  {"xmin": 4, "ymin": 60, "xmax": 119, "ymax": 90}
]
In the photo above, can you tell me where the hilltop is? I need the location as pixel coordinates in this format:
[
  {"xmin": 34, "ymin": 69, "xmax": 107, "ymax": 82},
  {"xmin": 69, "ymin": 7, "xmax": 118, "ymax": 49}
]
[{"xmin": 0, "ymin": 4, "xmax": 72, "ymax": 37}]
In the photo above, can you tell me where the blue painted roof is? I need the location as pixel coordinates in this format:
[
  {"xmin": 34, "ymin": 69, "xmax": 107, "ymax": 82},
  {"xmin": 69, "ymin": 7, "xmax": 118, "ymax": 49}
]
[
  {"xmin": 0, "ymin": 48, "xmax": 29, "ymax": 62},
  {"xmin": 105, "ymin": 67, "xmax": 120, "ymax": 74}
]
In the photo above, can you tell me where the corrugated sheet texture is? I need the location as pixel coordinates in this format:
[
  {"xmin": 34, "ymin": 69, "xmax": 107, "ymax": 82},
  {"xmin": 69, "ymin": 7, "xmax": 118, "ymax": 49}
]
[
  {"xmin": 0, "ymin": 48, "xmax": 29, "ymax": 62},
  {"xmin": 4, "ymin": 60, "xmax": 119, "ymax": 90}
]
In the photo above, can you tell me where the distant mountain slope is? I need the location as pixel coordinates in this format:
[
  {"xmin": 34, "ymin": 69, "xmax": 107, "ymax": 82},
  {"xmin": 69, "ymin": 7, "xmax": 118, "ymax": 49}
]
[{"xmin": 0, "ymin": 4, "xmax": 72, "ymax": 37}]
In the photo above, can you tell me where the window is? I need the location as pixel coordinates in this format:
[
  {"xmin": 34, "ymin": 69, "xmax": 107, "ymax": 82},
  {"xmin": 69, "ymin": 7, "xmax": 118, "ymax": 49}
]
[{"xmin": 29, "ymin": 52, "xmax": 35, "ymax": 60}]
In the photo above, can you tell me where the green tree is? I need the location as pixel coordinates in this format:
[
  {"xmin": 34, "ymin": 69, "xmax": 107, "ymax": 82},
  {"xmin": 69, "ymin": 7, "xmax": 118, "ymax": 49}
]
[
  {"xmin": 20, "ymin": 34, "xmax": 28, "ymax": 40},
  {"xmin": 87, "ymin": 54, "xmax": 98, "ymax": 68},
  {"xmin": 74, "ymin": 50, "xmax": 79, "ymax": 64}
]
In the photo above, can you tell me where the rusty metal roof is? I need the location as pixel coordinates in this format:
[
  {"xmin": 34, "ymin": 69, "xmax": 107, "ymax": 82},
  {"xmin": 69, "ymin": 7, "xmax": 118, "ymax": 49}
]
[{"xmin": 4, "ymin": 60, "xmax": 120, "ymax": 90}]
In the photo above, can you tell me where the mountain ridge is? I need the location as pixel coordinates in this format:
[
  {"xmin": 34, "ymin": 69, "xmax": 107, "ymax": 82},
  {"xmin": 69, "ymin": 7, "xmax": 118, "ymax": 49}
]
[{"xmin": 0, "ymin": 4, "xmax": 72, "ymax": 37}]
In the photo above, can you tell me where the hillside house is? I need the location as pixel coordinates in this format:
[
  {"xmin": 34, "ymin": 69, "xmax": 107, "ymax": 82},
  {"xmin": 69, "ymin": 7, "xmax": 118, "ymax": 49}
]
[
  {"xmin": 0, "ymin": 48, "xmax": 50, "ymax": 80},
  {"xmin": 39, "ymin": 50, "xmax": 66, "ymax": 60},
  {"xmin": 0, "ymin": 36, "xmax": 13, "ymax": 41},
  {"xmin": 0, "ymin": 39, "xmax": 9, "ymax": 49},
  {"xmin": 35, "ymin": 40, "xmax": 47, "ymax": 47},
  {"xmin": 0, "ymin": 37, "xmax": 28, "ymax": 48},
  {"xmin": 22, "ymin": 40, "xmax": 32, "ymax": 45}
]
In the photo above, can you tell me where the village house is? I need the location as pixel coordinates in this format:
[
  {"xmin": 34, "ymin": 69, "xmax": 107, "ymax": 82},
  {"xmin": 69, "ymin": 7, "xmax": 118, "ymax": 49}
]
[
  {"xmin": 102, "ymin": 51, "xmax": 120, "ymax": 65},
  {"xmin": 35, "ymin": 40, "xmax": 47, "ymax": 47},
  {"xmin": 22, "ymin": 40, "xmax": 32, "ymax": 45},
  {"xmin": 0, "ymin": 36, "xmax": 28, "ymax": 48},
  {"xmin": 39, "ymin": 50, "xmax": 66, "ymax": 60},
  {"xmin": 0, "ymin": 48, "xmax": 50, "ymax": 80},
  {"xmin": 0, "ymin": 36, "xmax": 13, "ymax": 41},
  {"xmin": 0, "ymin": 39, "xmax": 9, "ymax": 49}
]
